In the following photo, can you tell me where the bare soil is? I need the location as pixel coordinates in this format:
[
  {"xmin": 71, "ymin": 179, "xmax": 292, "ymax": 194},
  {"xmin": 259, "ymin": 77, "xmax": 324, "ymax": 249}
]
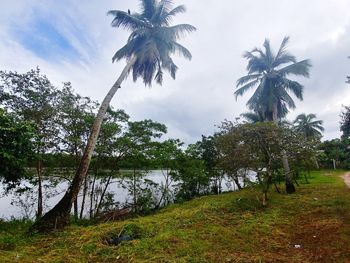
[{"xmin": 342, "ymin": 172, "xmax": 350, "ymax": 188}]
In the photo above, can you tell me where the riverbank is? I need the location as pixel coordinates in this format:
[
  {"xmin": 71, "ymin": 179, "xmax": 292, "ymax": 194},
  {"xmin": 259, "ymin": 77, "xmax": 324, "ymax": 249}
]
[{"xmin": 1, "ymin": 170, "xmax": 350, "ymax": 262}]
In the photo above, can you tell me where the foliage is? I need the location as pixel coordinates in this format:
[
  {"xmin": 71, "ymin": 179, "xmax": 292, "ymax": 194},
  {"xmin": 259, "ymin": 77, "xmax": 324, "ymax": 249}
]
[
  {"xmin": 107, "ymin": 0, "xmax": 196, "ymax": 85},
  {"xmin": 149, "ymin": 139, "xmax": 184, "ymax": 206},
  {"xmin": 119, "ymin": 171, "xmax": 160, "ymax": 214},
  {"xmin": 293, "ymin": 113, "xmax": 324, "ymax": 139},
  {"xmin": 172, "ymin": 147, "xmax": 209, "ymax": 202},
  {"xmin": 0, "ymin": 109, "xmax": 33, "ymax": 187},
  {"xmin": 217, "ymin": 121, "xmax": 317, "ymax": 204},
  {"xmin": 57, "ymin": 84, "xmax": 97, "ymax": 159},
  {"xmin": 319, "ymin": 139, "xmax": 350, "ymax": 169},
  {"xmin": 235, "ymin": 37, "xmax": 311, "ymax": 121},
  {"xmin": 90, "ymin": 113, "xmax": 168, "ymax": 216},
  {"xmin": 0, "ymin": 67, "xmax": 60, "ymax": 156}
]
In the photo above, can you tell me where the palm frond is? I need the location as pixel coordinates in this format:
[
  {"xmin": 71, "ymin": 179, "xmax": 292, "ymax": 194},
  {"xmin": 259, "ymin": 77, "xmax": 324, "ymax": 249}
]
[
  {"xmin": 246, "ymin": 80, "xmax": 265, "ymax": 109},
  {"xmin": 162, "ymin": 5, "xmax": 186, "ymax": 24},
  {"xmin": 276, "ymin": 102, "xmax": 289, "ymax": 119},
  {"xmin": 112, "ymin": 39, "xmax": 138, "ymax": 62},
  {"xmin": 273, "ymin": 54, "xmax": 296, "ymax": 68},
  {"xmin": 171, "ymin": 42, "xmax": 192, "ymax": 60},
  {"xmin": 141, "ymin": 0, "xmax": 157, "ymax": 19},
  {"xmin": 109, "ymin": 0, "xmax": 194, "ymax": 86},
  {"xmin": 165, "ymin": 24, "xmax": 197, "ymax": 40},
  {"xmin": 155, "ymin": 62, "xmax": 164, "ymax": 84},
  {"xmin": 281, "ymin": 78, "xmax": 303, "ymax": 100},
  {"xmin": 234, "ymin": 79, "xmax": 260, "ymax": 99},
  {"xmin": 151, "ymin": 0, "xmax": 172, "ymax": 25},
  {"xmin": 107, "ymin": 10, "xmax": 147, "ymax": 30},
  {"xmin": 236, "ymin": 74, "xmax": 261, "ymax": 87},
  {"xmin": 307, "ymin": 113, "xmax": 317, "ymax": 120},
  {"xmin": 263, "ymin": 38, "xmax": 274, "ymax": 66},
  {"xmin": 279, "ymin": 88, "xmax": 296, "ymax": 109},
  {"xmin": 278, "ymin": 59, "xmax": 311, "ymax": 77},
  {"xmin": 240, "ymin": 112, "xmax": 264, "ymax": 123},
  {"xmin": 294, "ymin": 113, "xmax": 307, "ymax": 123},
  {"xmin": 160, "ymin": 53, "xmax": 178, "ymax": 79},
  {"xmin": 273, "ymin": 37, "xmax": 297, "ymax": 67}
]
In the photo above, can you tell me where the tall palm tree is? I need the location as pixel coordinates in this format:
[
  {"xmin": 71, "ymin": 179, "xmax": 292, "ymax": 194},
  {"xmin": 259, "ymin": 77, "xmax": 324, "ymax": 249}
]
[
  {"xmin": 294, "ymin": 113, "xmax": 324, "ymax": 138},
  {"xmin": 235, "ymin": 37, "xmax": 311, "ymax": 121},
  {"xmin": 235, "ymin": 37, "xmax": 311, "ymax": 194},
  {"xmin": 31, "ymin": 0, "xmax": 196, "ymax": 232}
]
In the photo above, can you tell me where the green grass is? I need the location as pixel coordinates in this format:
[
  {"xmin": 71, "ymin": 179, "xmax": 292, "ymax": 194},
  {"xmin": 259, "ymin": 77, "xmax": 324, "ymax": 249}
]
[{"xmin": 1, "ymin": 170, "xmax": 350, "ymax": 262}]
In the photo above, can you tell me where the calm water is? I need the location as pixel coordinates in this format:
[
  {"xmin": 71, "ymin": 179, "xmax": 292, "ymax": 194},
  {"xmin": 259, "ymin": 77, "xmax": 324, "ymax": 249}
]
[{"xmin": 0, "ymin": 170, "xmax": 241, "ymax": 220}]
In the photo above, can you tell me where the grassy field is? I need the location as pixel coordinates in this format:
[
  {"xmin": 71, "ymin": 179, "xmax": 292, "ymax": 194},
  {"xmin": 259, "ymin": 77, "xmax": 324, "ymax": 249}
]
[{"xmin": 1, "ymin": 170, "xmax": 350, "ymax": 262}]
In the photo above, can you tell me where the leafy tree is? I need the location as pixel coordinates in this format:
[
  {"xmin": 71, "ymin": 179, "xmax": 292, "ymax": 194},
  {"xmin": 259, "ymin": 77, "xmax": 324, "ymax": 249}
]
[
  {"xmin": 0, "ymin": 68, "xmax": 59, "ymax": 218},
  {"xmin": 218, "ymin": 122, "xmax": 315, "ymax": 205},
  {"xmin": 57, "ymin": 84, "xmax": 97, "ymax": 160},
  {"xmin": 150, "ymin": 139, "xmax": 183, "ymax": 207},
  {"xmin": 0, "ymin": 109, "xmax": 33, "ymax": 188},
  {"xmin": 216, "ymin": 120, "xmax": 251, "ymax": 190},
  {"xmin": 219, "ymin": 123, "xmax": 286, "ymax": 205},
  {"xmin": 172, "ymin": 144, "xmax": 209, "ymax": 202},
  {"xmin": 57, "ymin": 84, "xmax": 97, "ymax": 219},
  {"xmin": 88, "ymin": 108, "xmax": 130, "ymax": 218},
  {"xmin": 319, "ymin": 139, "xmax": 350, "ymax": 169},
  {"xmin": 91, "ymin": 113, "xmax": 167, "ymax": 217},
  {"xmin": 194, "ymin": 136, "xmax": 224, "ymax": 194},
  {"xmin": 234, "ymin": 37, "xmax": 311, "ymax": 194},
  {"xmin": 34, "ymin": 0, "xmax": 196, "ymax": 232},
  {"xmin": 286, "ymin": 132, "xmax": 318, "ymax": 183},
  {"xmin": 293, "ymin": 113, "xmax": 324, "ymax": 139}
]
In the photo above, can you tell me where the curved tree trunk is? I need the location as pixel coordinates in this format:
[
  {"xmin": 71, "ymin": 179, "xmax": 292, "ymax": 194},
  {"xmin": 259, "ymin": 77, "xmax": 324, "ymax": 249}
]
[{"xmin": 30, "ymin": 57, "xmax": 137, "ymax": 233}]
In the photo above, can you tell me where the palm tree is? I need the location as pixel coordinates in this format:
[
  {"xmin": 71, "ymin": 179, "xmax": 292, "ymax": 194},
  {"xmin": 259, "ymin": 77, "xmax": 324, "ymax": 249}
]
[
  {"xmin": 235, "ymin": 37, "xmax": 311, "ymax": 121},
  {"xmin": 31, "ymin": 0, "xmax": 196, "ymax": 232},
  {"xmin": 294, "ymin": 113, "xmax": 324, "ymax": 138},
  {"xmin": 235, "ymin": 37, "xmax": 311, "ymax": 194}
]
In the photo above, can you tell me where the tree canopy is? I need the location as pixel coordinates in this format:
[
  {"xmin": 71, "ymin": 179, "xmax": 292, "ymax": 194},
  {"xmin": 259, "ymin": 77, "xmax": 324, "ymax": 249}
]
[{"xmin": 108, "ymin": 0, "xmax": 196, "ymax": 85}]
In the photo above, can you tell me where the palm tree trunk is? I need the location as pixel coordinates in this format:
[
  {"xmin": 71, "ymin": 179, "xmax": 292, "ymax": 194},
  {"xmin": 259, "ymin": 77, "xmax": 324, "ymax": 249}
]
[
  {"xmin": 281, "ymin": 150, "xmax": 295, "ymax": 193},
  {"xmin": 30, "ymin": 56, "xmax": 137, "ymax": 233},
  {"xmin": 271, "ymin": 103, "xmax": 295, "ymax": 194}
]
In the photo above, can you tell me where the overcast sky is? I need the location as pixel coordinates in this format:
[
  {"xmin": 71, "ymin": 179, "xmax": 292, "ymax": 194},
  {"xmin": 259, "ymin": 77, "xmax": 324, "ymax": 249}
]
[{"xmin": 1, "ymin": 0, "xmax": 349, "ymax": 143}]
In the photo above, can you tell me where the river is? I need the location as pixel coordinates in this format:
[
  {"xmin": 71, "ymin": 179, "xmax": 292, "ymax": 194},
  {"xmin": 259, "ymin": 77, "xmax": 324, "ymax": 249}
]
[{"xmin": 0, "ymin": 170, "xmax": 242, "ymax": 220}]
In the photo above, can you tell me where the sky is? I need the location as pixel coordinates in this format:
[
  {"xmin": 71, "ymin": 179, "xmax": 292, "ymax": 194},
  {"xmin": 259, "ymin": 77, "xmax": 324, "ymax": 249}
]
[{"xmin": 1, "ymin": 0, "xmax": 350, "ymax": 143}]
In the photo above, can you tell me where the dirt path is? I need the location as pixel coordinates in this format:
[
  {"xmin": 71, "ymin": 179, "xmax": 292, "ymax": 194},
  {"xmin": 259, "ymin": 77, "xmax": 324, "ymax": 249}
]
[{"xmin": 342, "ymin": 172, "xmax": 350, "ymax": 188}]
